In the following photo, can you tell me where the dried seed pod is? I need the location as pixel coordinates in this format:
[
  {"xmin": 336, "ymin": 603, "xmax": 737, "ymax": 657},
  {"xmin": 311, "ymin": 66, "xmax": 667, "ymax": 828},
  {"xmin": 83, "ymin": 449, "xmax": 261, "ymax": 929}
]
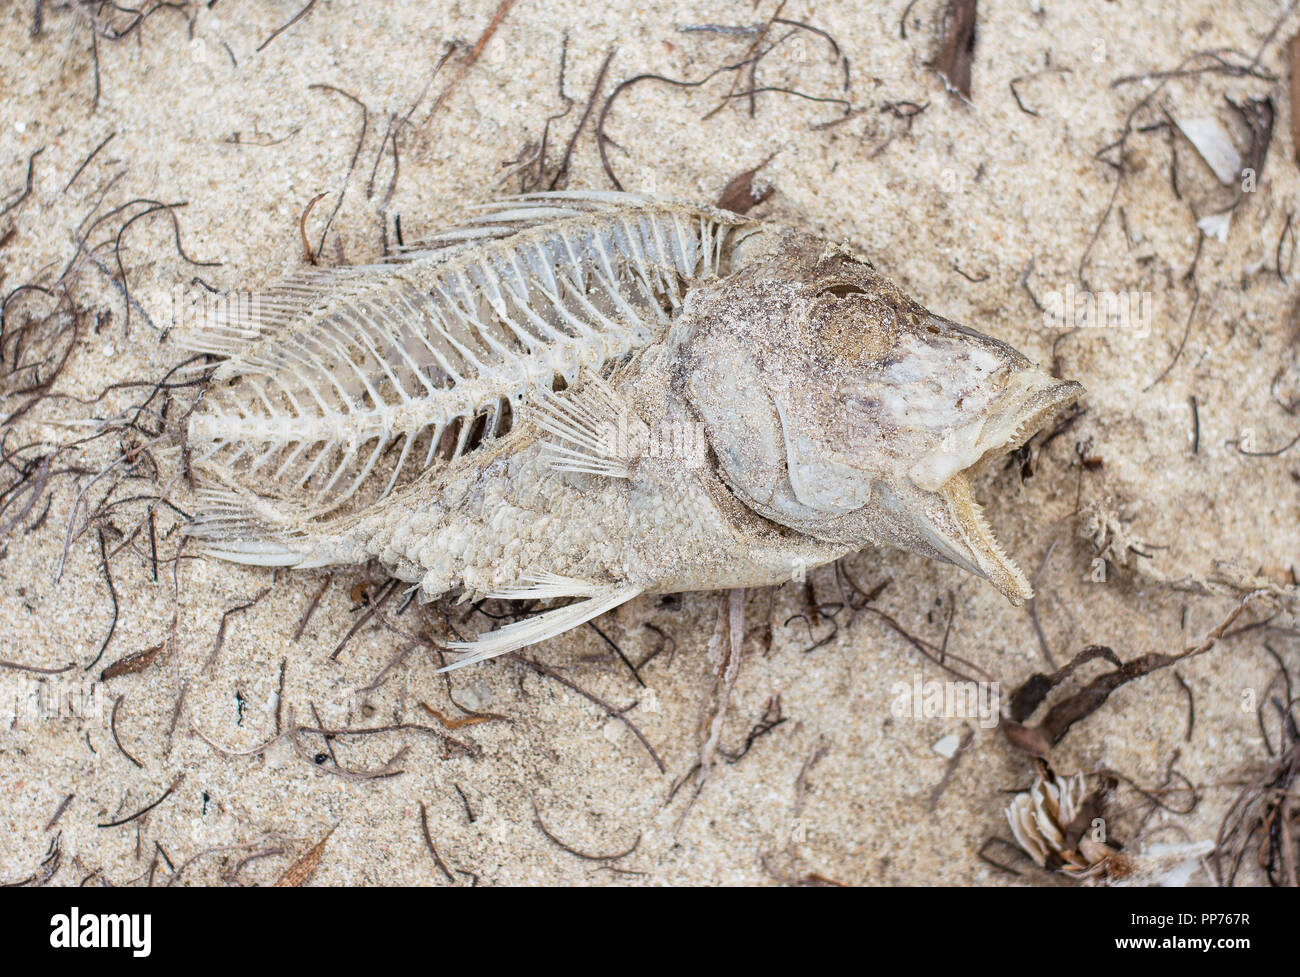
[{"xmin": 1006, "ymin": 764, "xmax": 1127, "ymax": 880}]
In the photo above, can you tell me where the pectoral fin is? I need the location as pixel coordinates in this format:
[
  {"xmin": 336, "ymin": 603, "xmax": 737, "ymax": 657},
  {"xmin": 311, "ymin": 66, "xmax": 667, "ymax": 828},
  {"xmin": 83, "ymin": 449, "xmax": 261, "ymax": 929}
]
[{"xmin": 441, "ymin": 585, "xmax": 643, "ymax": 670}]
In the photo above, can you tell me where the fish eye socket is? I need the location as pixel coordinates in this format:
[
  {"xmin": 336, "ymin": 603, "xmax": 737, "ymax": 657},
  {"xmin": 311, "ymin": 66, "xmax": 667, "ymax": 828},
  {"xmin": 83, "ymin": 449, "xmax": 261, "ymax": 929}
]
[{"xmin": 818, "ymin": 283, "xmax": 869, "ymax": 299}]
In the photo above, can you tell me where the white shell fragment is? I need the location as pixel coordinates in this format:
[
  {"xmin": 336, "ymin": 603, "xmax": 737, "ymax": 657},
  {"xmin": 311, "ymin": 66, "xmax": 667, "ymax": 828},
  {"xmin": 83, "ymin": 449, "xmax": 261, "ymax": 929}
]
[
  {"xmin": 1173, "ymin": 115, "xmax": 1242, "ymax": 185},
  {"xmin": 1197, "ymin": 211, "xmax": 1232, "ymax": 242},
  {"xmin": 931, "ymin": 733, "xmax": 962, "ymax": 758}
]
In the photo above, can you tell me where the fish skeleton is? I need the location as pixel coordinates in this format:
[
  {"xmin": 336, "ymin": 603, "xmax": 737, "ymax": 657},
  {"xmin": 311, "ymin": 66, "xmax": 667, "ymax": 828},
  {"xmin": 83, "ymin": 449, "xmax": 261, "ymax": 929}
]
[{"xmin": 181, "ymin": 191, "xmax": 1082, "ymax": 668}]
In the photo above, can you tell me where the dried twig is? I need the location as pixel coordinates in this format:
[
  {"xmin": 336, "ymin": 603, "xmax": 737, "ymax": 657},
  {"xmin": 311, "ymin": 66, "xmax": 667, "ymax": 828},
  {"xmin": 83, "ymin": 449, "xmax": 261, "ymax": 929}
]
[
  {"xmin": 45, "ymin": 794, "xmax": 74, "ymax": 831},
  {"xmin": 421, "ymin": 0, "xmax": 517, "ymax": 126},
  {"xmin": 294, "ymin": 574, "xmax": 331, "ymax": 640},
  {"xmin": 418, "ymin": 802, "xmax": 456, "ymax": 883},
  {"xmin": 109, "ymin": 695, "xmax": 143, "ymax": 769},
  {"xmin": 928, "ymin": 725, "xmax": 975, "ymax": 812},
  {"xmin": 97, "ymin": 774, "xmax": 184, "ymax": 828},
  {"xmin": 204, "ymin": 587, "xmax": 271, "ymax": 672},
  {"xmin": 512, "ymin": 654, "xmax": 665, "ymax": 773},
  {"xmin": 256, "ymin": 0, "xmax": 318, "ymax": 53},
  {"xmin": 532, "ymin": 800, "xmax": 640, "ymax": 861}
]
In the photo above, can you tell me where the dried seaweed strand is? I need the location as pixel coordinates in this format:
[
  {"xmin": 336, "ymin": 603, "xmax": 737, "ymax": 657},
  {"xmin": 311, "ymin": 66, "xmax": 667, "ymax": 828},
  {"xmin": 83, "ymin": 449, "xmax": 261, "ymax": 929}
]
[
  {"xmin": 418, "ymin": 802, "xmax": 456, "ymax": 883},
  {"xmin": 512, "ymin": 653, "xmax": 665, "ymax": 773}
]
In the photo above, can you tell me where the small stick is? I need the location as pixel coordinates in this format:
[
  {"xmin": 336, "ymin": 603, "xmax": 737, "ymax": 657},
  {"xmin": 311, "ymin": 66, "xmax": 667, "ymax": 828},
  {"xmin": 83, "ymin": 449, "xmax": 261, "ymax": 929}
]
[
  {"xmin": 512, "ymin": 654, "xmax": 665, "ymax": 773},
  {"xmin": 0, "ymin": 658, "xmax": 74, "ymax": 674},
  {"xmin": 331, "ymin": 577, "xmax": 398, "ymax": 660},
  {"xmin": 204, "ymin": 587, "xmax": 271, "ymax": 672},
  {"xmin": 97, "ymin": 774, "xmax": 184, "ymax": 828},
  {"xmin": 927, "ymin": 726, "xmax": 975, "ymax": 812},
  {"xmin": 45, "ymin": 793, "xmax": 74, "ymax": 831},
  {"xmin": 294, "ymin": 574, "xmax": 332, "ymax": 640},
  {"xmin": 532, "ymin": 800, "xmax": 640, "ymax": 861},
  {"xmin": 418, "ymin": 802, "xmax": 456, "ymax": 883},
  {"xmin": 585, "ymin": 619, "xmax": 643, "ymax": 686},
  {"xmin": 423, "ymin": 0, "xmax": 517, "ymax": 126},
  {"xmin": 85, "ymin": 527, "xmax": 118, "ymax": 671},
  {"xmin": 1174, "ymin": 671, "xmax": 1196, "ymax": 742},
  {"xmin": 110, "ymin": 695, "xmax": 143, "ymax": 768},
  {"xmin": 256, "ymin": 0, "xmax": 318, "ymax": 53},
  {"xmin": 62, "ymin": 133, "xmax": 115, "ymax": 195},
  {"xmin": 298, "ymin": 191, "xmax": 328, "ymax": 264}
]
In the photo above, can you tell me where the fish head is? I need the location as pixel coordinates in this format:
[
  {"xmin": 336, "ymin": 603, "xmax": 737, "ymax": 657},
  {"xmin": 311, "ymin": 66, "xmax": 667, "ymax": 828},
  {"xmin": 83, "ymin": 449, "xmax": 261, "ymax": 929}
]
[{"xmin": 682, "ymin": 229, "xmax": 1082, "ymax": 604}]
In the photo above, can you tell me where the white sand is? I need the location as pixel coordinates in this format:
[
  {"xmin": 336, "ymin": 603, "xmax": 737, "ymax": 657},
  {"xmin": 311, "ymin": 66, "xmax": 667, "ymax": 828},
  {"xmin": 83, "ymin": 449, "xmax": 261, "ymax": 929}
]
[{"xmin": 0, "ymin": 0, "xmax": 1296, "ymax": 885}]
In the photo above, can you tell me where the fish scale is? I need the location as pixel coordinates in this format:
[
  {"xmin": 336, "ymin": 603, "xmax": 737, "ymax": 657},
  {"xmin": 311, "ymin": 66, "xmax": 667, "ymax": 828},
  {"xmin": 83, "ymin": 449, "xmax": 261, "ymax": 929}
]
[{"xmin": 183, "ymin": 191, "xmax": 1082, "ymax": 668}]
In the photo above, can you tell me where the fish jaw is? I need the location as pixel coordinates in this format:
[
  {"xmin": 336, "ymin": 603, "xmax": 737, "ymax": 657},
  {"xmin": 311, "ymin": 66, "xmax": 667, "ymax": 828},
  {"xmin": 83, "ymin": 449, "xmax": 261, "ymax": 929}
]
[
  {"xmin": 898, "ymin": 372, "xmax": 1083, "ymax": 604},
  {"xmin": 907, "ymin": 370, "xmax": 1084, "ymax": 492}
]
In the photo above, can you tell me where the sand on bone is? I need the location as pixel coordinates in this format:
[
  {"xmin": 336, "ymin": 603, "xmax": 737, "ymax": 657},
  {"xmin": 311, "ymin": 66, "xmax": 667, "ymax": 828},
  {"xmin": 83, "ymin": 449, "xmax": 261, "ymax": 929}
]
[{"xmin": 0, "ymin": 0, "xmax": 1296, "ymax": 885}]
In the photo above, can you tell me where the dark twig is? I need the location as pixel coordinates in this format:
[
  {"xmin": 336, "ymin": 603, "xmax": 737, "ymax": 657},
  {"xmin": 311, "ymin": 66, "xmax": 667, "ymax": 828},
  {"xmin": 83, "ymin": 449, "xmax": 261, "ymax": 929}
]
[
  {"xmin": 0, "ymin": 657, "xmax": 74, "ymax": 675},
  {"xmin": 256, "ymin": 0, "xmax": 318, "ymax": 52},
  {"xmin": 0, "ymin": 147, "xmax": 43, "ymax": 220},
  {"xmin": 97, "ymin": 774, "xmax": 183, "ymax": 828},
  {"xmin": 110, "ymin": 696, "xmax": 143, "ymax": 768},
  {"xmin": 1174, "ymin": 671, "xmax": 1196, "ymax": 742},
  {"xmin": 85, "ymin": 527, "xmax": 118, "ymax": 671},
  {"xmin": 45, "ymin": 794, "xmax": 74, "ymax": 831},
  {"xmin": 422, "ymin": 0, "xmax": 517, "ymax": 126},
  {"xmin": 62, "ymin": 133, "xmax": 115, "ymax": 195},
  {"xmin": 586, "ymin": 619, "xmax": 643, "ymax": 686},
  {"xmin": 331, "ymin": 577, "xmax": 399, "ymax": 659},
  {"xmin": 928, "ymin": 725, "xmax": 975, "ymax": 812},
  {"xmin": 294, "ymin": 574, "xmax": 331, "ymax": 640},
  {"xmin": 1025, "ymin": 537, "xmax": 1060, "ymax": 668},
  {"xmin": 547, "ymin": 48, "xmax": 614, "ymax": 190},
  {"xmin": 1144, "ymin": 289, "xmax": 1200, "ymax": 391},
  {"xmin": 418, "ymin": 801, "xmax": 456, "ymax": 883},
  {"xmin": 512, "ymin": 654, "xmax": 665, "ymax": 772},
  {"xmin": 204, "ymin": 587, "xmax": 271, "ymax": 672},
  {"xmin": 532, "ymin": 800, "xmax": 640, "ymax": 861},
  {"xmin": 307, "ymin": 85, "xmax": 369, "ymax": 256}
]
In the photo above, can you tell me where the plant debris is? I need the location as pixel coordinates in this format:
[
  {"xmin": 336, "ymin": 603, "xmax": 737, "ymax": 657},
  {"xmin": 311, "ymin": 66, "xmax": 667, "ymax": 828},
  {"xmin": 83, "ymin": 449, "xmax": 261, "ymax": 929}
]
[
  {"xmin": 101, "ymin": 641, "xmax": 164, "ymax": 680},
  {"xmin": 1003, "ymin": 593, "xmax": 1266, "ymax": 757},
  {"xmin": 1005, "ymin": 761, "xmax": 1127, "ymax": 881},
  {"xmin": 1290, "ymin": 32, "xmax": 1300, "ymax": 166},
  {"xmin": 716, "ymin": 158, "xmax": 776, "ymax": 215},
  {"xmin": 935, "ymin": 0, "xmax": 977, "ymax": 98},
  {"xmin": 273, "ymin": 825, "xmax": 335, "ymax": 887},
  {"xmin": 1213, "ymin": 644, "xmax": 1300, "ymax": 886}
]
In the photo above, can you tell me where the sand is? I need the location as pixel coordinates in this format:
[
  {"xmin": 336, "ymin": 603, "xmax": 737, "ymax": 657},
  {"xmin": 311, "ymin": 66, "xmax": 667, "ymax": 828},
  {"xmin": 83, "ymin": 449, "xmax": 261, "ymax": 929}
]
[{"xmin": 0, "ymin": 0, "xmax": 1297, "ymax": 886}]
